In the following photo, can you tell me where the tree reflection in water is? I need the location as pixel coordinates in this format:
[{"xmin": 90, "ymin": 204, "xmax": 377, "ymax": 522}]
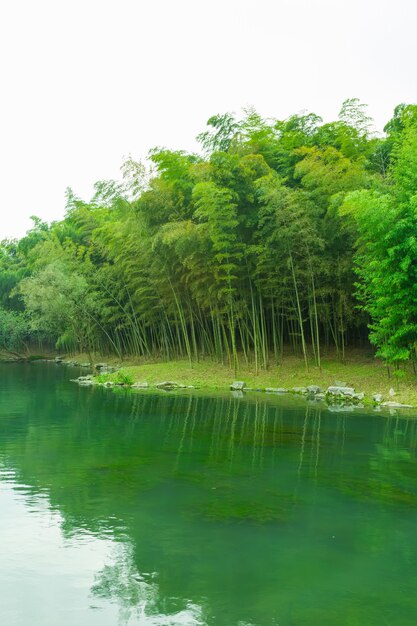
[{"xmin": 1, "ymin": 364, "xmax": 417, "ymax": 624}]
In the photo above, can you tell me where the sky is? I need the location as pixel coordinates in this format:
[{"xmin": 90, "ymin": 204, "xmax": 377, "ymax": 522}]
[{"xmin": 0, "ymin": 0, "xmax": 416, "ymax": 239}]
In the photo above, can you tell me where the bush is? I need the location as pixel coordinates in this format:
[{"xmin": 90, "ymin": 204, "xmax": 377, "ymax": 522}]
[{"xmin": 115, "ymin": 370, "xmax": 134, "ymax": 386}]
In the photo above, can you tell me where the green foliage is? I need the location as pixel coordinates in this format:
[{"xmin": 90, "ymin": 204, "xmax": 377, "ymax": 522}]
[
  {"xmin": 0, "ymin": 308, "xmax": 29, "ymax": 353},
  {"xmin": 114, "ymin": 371, "xmax": 134, "ymax": 386},
  {"xmin": 1, "ymin": 100, "xmax": 416, "ymax": 371},
  {"xmin": 342, "ymin": 115, "xmax": 417, "ymax": 366}
]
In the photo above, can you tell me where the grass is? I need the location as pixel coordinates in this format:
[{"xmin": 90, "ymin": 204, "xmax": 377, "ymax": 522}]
[{"xmin": 82, "ymin": 348, "xmax": 417, "ymax": 407}]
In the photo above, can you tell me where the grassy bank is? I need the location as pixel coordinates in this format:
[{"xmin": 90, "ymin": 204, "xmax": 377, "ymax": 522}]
[{"xmin": 83, "ymin": 349, "xmax": 417, "ymax": 407}]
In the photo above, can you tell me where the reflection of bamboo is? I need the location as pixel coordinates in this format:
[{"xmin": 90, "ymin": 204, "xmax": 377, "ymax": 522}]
[
  {"xmin": 297, "ymin": 406, "xmax": 309, "ymax": 476},
  {"xmin": 227, "ymin": 400, "xmax": 239, "ymax": 466},
  {"xmin": 239, "ymin": 400, "xmax": 250, "ymax": 448},
  {"xmin": 162, "ymin": 398, "xmax": 180, "ymax": 448},
  {"xmin": 410, "ymin": 421, "xmax": 417, "ymax": 457},
  {"xmin": 270, "ymin": 408, "xmax": 282, "ymax": 467},
  {"xmin": 314, "ymin": 410, "xmax": 321, "ymax": 481},
  {"xmin": 126, "ymin": 394, "xmax": 142, "ymax": 437},
  {"xmin": 208, "ymin": 398, "xmax": 227, "ymax": 464},
  {"xmin": 248, "ymin": 401, "xmax": 268, "ymax": 470},
  {"xmin": 383, "ymin": 414, "xmax": 393, "ymax": 447},
  {"xmin": 187, "ymin": 397, "xmax": 198, "ymax": 455},
  {"xmin": 258, "ymin": 402, "xmax": 267, "ymax": 470},
  {"xmin": 252, "ymin": 401, "xmax": 259, "ymax": 469},
  {"xmin": 174, "ymin": 396, "xmax": 194, "ymax": 472}
]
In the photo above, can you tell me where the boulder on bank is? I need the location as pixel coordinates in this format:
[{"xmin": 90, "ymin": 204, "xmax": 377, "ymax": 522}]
[
  {"xmin": 292, "ymin": 387, "xmax": 308, "ymax": 394},
  {"xmin": 156, "ymin": 381, "xmax": 184, "ymax": 390},
  {"xmin": 71, "ymin": 374, "xmax": 95, "ymax": 386},
  {"xmin": 327, "ymin": 385, "xmax": 355, "ymax": 397},
  {"xmin": 381, "ymin": 401, "xmax": 413, "ymax": 409},
  {"xmin": 132, "ymin": 382, "xmax": 149, "ymax": 389},
  {"xmin": 326, "ymin": 385, "xmax": 365, "ymax": 404},
  {"xmin": 94, "ymin": 363, "xmax": 118, "ymax": 373},
  {"xmin": 230, "ymin": 381, "xmax": 246, "ymax": 391},
  {"xmin": 306, "ymin": 385, "xmax": 323, "ymax": 395}
]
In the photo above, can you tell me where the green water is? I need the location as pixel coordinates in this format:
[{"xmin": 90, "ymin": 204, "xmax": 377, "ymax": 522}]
[{"xmin": 1, "ymin": 365, "xmax": 417, "ymax": 625}]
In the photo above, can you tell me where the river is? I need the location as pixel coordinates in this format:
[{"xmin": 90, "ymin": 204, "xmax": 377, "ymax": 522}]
[{"xmin": 0, "ymin": 362, "xmax": 417, "ymax": 625}]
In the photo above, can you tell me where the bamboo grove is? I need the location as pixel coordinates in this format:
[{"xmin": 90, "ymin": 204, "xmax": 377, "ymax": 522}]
[{"xmin": 1, "ymin": 99, "xmax": 417, "ymax": 370}]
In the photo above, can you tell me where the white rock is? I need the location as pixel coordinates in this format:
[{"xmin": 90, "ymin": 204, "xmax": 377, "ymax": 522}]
[
  {"xmin": 230, "ymin": 381, "xmax": 245, "ymax": 391},
  {"xmin": 381, "ymin": 401, "xmax": 413, "ymax": 409},
  {"xmin": 327, "ymin": 386, "xmax": 355, "ymax": 396},
  {"xmin": 307, "ymin": 385, "xmax": 323, "ymax": 394}
]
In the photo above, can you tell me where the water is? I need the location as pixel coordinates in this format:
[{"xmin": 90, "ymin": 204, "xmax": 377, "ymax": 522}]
[{"xmin": 1, "ymin": 363, "xmax": 417, "ymax": 625}]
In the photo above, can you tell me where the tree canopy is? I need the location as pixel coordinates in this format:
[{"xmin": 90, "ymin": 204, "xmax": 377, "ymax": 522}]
[{"xmin": 2, "ymin": 99, "xmax": 417, "ymax": 371}]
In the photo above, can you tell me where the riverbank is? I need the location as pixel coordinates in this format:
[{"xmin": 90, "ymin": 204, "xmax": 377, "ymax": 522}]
[{"xmin": 61, "ymin": 349, "xmax": 417, "ymax": 408}]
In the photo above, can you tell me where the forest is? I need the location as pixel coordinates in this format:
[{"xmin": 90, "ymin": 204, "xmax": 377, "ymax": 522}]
[{"xmin": 1, "ymin": 98, "xmax": 417, "ymax": 373}]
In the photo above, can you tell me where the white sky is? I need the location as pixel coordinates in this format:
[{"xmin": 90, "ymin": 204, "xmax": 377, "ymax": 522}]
[{"xmin": 1, "ymin": 0, "xmax": 416, "ymax": 239}]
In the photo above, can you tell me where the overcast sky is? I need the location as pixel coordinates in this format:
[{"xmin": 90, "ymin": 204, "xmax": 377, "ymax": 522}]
[{"xmin": 1, "ymin": 0, "xmax": 416, "ymax": 239}]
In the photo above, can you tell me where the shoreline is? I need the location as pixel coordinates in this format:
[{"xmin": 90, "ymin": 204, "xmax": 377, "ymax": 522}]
[
  {"xmin": 48, "ymin": 350, "xmax": 417, "ymax": 411},
  {"xmin": 3, "ymin": 351, "xmax": 416, "ymax": 412}
]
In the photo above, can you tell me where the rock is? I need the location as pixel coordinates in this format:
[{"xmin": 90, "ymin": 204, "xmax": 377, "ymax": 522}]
[
  {"xmin": 70, "ymin": 374, "xmax": 96, "ymax": 386},
  {"xmin": 103, "ymin": 381, "xmax": 114, "ymax": 387},
  {"xmin": 80, "ymin": 362, "xmax": 91, "ymax": 368},
  {"xmin": 335, "ymin": 380, "xmax": 347, "ymax": 387},
  {"xmin": 306, "ymin": 385, "xmax": 323, "ymax": 394},
  {"xmin": 389, "ymin": 388, "xmax": 396, "ymax": 397},
  {"xmin": 381, "ymin": 401, "xmax": 413, "ymax": 409},
  {"xmin": 353, "ymin": 392, "xmax": 364, "ymax": 401},
  {"xmin": 315, "ymin": 393, "xmax": 326, "ymax": 401},
  {"xmin": 54, "ymin": 356, "xmax": 63, "ymax": 364},
  {"xmin": 230, "ymin": 381, "xmax": 246, "ymax": 391},
  {"xmin": 94, "ymin": 363, "xmax": 118, "ymax": 373},
  {"xmin": 265, "ymin": 387, "xmax": 288, "ymax": 393},
  {"xmin": 327, "ymin": 386, "xmax": 356, "ymax": 397},
  {"xmin": 292, "ymin": 387, "xmax": 308, "ymax": 394},
  {"xmin": 156, "ymin": 381, "xmax": 182, "ymax": 390},
  {"xmin": 373, "ymin": 393, "xmax": 383, "ymax": 403},
  {"xmin": 131, "ymin": 382, "xmax": 149, "ymax": 389}
]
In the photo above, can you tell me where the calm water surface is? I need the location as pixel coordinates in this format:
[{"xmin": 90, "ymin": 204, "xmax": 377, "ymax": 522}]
[{"xmin": 1, "ymin": 363, "xmax": 417, "ymax": 625}]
